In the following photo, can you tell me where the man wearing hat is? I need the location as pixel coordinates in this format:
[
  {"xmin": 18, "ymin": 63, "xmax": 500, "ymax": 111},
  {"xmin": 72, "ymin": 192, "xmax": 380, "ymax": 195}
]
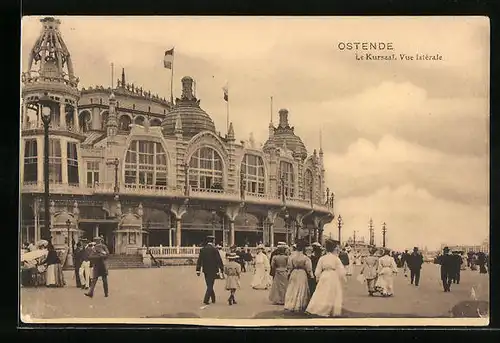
[
  {"xmin": 196, "ymin": 235, "xmax": 224, "ymax": 305},
  {"xmin": 85, "ymin": 236, "xmax": 110, "ymax": 298},
  {"xmin": 73, "ymin": 241, "xmax": 84, "ymax": 288},
  {"xmin": 309, "ymin": 242, "xmax": 323, "ymax": 295},
  {"xmin": 437, "ymin": 247, "xmax": 454, "ymax": 292},
  {"xmin": 407, "ymin": 247, "xmax": 424, "ymax": 286},
  {"xmin": 79, "ymin": 240, "xmax": 93, "ymax": 290},
  {"xmin": 450, "ymin": 250, "xmax": 463, "ymax": 284}
]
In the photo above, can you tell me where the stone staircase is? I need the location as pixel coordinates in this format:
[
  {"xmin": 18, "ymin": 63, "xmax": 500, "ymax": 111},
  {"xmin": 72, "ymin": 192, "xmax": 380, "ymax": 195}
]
[{"xmin": 106, "ymin": 254, "xmax": 145, "ymax": 269}]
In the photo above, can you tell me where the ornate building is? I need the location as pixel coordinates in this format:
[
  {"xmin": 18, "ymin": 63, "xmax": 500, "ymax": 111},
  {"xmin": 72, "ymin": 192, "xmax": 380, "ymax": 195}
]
[{"xmin": 20, "ymin": 17, "xmax": 335, "ymax": 254}]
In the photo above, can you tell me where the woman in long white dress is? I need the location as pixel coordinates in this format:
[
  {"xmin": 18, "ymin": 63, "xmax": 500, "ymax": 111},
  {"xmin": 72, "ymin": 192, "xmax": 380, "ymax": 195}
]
[
  {"xmin": 375, "ymin": 248, "xmax": 398, "ymax": 296},
  {"xmin": 306, "ymin": 239, "xmax": 346, "ymax": 317},
  {"xmin": 251, "ymin": 244, "xmax": 272, "ymax": 290},
  {"xmin": 284, "ymin": 240, "xmax": 314, "ymax": 313}
]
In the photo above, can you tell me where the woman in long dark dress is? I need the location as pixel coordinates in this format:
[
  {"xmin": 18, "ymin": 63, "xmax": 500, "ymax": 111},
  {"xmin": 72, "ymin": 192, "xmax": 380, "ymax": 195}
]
[
  {"xmin": 269, "ymin": 246, "xmax": 289, "ymax": 305},
  {"xmin": 44, "ymin": 243, "xmax": 65, "ymax": 287}
]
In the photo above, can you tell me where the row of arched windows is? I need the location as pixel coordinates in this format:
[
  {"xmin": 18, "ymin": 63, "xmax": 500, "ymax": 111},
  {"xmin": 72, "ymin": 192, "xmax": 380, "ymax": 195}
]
[
  {"xmin": 77, "ymin": 111, "xmax": 162, "ymax": 133},
  {"xmin": 122, "ymin": 140, "xmax": 315, "ymax": 197}
]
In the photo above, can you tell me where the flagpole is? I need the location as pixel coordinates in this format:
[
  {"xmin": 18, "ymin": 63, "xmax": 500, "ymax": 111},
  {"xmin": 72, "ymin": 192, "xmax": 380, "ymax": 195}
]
[
  {"xmin": 170, "ymin": 48, "xmax": 175, "ymax": 104},
  {"xmin": 226, "ymin": 83, "xmax": 229, "ymax": 133},
  {"xmin": 111, "ymin": 63, "xmax": 114, "ymax": 89},
  {"xmin": 270, "ymin": 96, "xmax": 273, "ymax": 123}
]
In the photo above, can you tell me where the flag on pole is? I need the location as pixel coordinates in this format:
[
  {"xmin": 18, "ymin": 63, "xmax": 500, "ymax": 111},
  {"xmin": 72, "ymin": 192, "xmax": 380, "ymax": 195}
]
[
  {"xmin": 222, "ymin": 84, "xmax": 228, "ymax": 102},
  {"xmin": 164, "ymin": 48, "xmax": 174, "ymax": 69}
]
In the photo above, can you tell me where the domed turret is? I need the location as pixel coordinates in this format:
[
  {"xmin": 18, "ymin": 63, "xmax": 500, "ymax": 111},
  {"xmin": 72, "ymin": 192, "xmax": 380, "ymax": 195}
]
[
  {"xmin": 161, "ymin": 77, "xmax": 216, "ymax": 138},
  {"xmin": 263, "ymin": 109, "xmax": 308, "ymax": 158}
]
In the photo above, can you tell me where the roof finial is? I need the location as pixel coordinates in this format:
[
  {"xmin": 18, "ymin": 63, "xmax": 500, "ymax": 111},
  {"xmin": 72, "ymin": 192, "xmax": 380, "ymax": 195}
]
[
  {"xmin": 319, "ymin": 129, "xmax": 323, "ymax": 155},
  {"xmin": 227, "ymin": 122, "xmax": 235, "ymax": 140}
]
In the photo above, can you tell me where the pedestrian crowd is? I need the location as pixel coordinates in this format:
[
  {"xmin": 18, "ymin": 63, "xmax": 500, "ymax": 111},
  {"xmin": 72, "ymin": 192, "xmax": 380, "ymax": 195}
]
[
  {"xmin": 20, "ymin": 236, "xmax": 111, "ymax": 298},
  {"xmin": 195, "ymin": 235, "xmax": 490, "ymax": 318}
]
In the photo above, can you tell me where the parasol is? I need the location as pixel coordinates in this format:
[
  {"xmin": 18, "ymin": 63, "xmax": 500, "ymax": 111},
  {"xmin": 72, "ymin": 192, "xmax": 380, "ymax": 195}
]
[{"xmin": 21, "ymin": 249, "xmax": 48, "ymax": 263}]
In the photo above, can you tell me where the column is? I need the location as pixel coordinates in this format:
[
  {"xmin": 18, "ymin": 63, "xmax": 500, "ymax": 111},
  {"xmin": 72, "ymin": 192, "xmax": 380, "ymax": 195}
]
[
  {"xmin": 95, "ymin": 224, "xmax": 99, "ymax": 238},
  {"xmin": 266, "ymin": 210, "xmax": 278, "ymax": 248},
  {"xmin": 22, "ymin": 102, "xmax": 27, "ymax": 129},
  {"xmin": 73, "ymin": 106, "xmax": 80, "ymax": 132},
  {"xmin": 229, "ymin": 220, "xmax": 235, "ymax": 247},
  {"xmin": 225, "ymin": 205, "xmax": 240, "ymax": 247},
  {"xmin": 170, "ymin": 204, "xmax": 188, "ymax": 247},
  {"xmin": 176, "ymin": 219, "xmax": 182, "ymax": 247},
  {"xmin": 59, "ymin": 102, "xmax": 66, "ymax": 129},
  {"xmin": 33, "ymin": 199, "xmax": 39, "ymax": 242}
]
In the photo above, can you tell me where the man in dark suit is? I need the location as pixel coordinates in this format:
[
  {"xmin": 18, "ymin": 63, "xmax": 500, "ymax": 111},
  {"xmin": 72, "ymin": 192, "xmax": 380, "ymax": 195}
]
[
  {"xmin": 407, "ymin": 247, "xmax": 424, "ymax": 286},
  {"xmin": 437, "ymin": 246, "xmax": 454, "ymax": 292},
  {"xmin": 73, "ymin": 241, "xmax": 84, "ymax": 288},
  {"xmin": 85, "ymin": 237, "xmax": 110, "ymax": 298},
  {"xmin": 309, "ymin": 242, "xmax": 323, "ymax": 295},
  {"xmin": 196, "ymin": 235, "xmax": 224, "ymax": 305},
  {"xmin": 451, "ymin": 250, "xmax": 463, "ymax": 284}
]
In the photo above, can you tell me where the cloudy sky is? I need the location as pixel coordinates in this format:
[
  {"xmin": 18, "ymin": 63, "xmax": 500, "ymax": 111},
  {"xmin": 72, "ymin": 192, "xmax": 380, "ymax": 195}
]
[{"xmin": 21, "ymin": 16, "xmax": 490, "ymax": 250}]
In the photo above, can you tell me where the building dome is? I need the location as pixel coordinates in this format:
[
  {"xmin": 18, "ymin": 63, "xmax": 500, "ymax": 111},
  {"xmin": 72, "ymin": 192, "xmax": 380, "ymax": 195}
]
[
  {"xmin": 162, "ymin": 77, "xmax": 216, "ymax": 138},
  {"xmin": 263, "ymin": 109, "xmax": 308, "ymax": 158}
]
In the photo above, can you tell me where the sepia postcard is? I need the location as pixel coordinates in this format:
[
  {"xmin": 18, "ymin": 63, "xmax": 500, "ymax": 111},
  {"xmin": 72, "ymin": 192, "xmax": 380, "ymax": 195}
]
[{"xmin": 19, "ymin": 16, "xmax": 490, "ymax": 327}]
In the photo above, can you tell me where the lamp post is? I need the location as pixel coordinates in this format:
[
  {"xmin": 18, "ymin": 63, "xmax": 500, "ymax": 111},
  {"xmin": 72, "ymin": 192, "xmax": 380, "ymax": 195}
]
[
  {"xmin": 369, "ymin": 218, "xmax": 374, "ymax": 246},
  {"xmin": 284, "ymin": 212, "xmax": 290, "ymax": 246},
  {"xmin": 337, "ymin": 214, "xmax": 343, "ymax": 245},
  {"xmin": 39, "ymin": 92, "xmax": 54, "ymax": 241},
  {"xmin": 382, "ymin": 222, "xmax": 387, "ymax": 248},
  {"xmin": 211, "ymin": 210, "xmax": 217, "ymax": 242},
  {"xmin": 65, "ymin": 218, "xmax": 73, "ymax": 268},
  {"xmin": 146, "ymin": 219, "xmax": 151, "ymax": 249}
]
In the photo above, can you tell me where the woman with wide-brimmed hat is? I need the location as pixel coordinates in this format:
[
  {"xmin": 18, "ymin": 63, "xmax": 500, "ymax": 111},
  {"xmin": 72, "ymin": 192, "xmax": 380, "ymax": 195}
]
[
  {"xmin": 305, "ymin": 239, "xmax": 346, "ymax": 317},
  {"xmin": 251, "ymin": 244, "xmax": 272, "ymax": 290},
  {"xmin": 269, "ymin": 245, "xmax": 289, "ymax": 305},
  {"xmin": 284, "ymin": 239, "xmax": 314, "ymax": 313},
  {"xmin": 375, "ymin": 248, "xmax": 398, "ymax": 296},
  {"xmin": 224, "ymin": 253, "xmax": 241, "ymax": 305}
]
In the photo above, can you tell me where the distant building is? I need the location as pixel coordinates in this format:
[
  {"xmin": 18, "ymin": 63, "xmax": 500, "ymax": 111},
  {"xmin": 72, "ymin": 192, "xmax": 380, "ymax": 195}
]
[{"xmin": 440, "ymin": 238, "xmax": 489, "ymax": 254}]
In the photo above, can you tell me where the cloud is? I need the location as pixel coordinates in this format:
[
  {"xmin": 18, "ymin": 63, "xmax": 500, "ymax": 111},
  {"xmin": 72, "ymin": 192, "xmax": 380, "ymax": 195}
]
[
  {"xmin": 323, "ymin": 183, "xmax": 489, "ymax": 251},
  {"xmin": 323, "ymin": 135, "xmax": 488, "ymax": 206}
]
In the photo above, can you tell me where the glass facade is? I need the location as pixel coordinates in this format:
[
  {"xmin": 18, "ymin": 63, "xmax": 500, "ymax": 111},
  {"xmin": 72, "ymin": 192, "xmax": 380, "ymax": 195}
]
[
  {"xmin": 188, "ymin": 147, "xmax": 223, "ymax": 191},
  {"xmin": 48, "ymin": 139, "xmax": 62, "ymax": 182},
  {"xmin": 67, "ymin": 142, "xmax": 79, "ymax": 185},
  {"xmin": 125, "ymin": 140, "xmax": 168, "ymax": 187},
  {"xmin": 241, "ymin": 154, "xmax": 265, "ymax": 194}
]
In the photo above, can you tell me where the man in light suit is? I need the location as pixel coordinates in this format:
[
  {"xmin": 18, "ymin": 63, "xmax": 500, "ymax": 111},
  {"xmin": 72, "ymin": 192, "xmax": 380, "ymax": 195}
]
[{"xmin": 196, "ymin": 235, "xmax": 224, "ymax": 305}]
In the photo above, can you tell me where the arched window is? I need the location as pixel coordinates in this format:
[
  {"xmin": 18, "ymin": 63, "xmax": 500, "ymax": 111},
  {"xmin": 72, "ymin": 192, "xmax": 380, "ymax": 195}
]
[
  {"xmin": 119, "ymin": 115, "xmax": 132, "ymax": 131},
  {"xmin": 23, "ymin": 139, "xmax": 38, "ymax": 182},
  {"xmin": 188, "ymin": 147, "xmax": 223, "ymax": 191},
  {"xmin": 101, "ymin": 111, "xmax": 109, "ymax": 130},
  {"xmin": 241, "ymin": 154, "xmax": 265, "ymax": 194},
  {"xmin": 150, "ymin": 118, "xmax": 162, "ymax": 127},
  {"xmin": 124, "ymin": 140, "xmax": 167, "ymax": 188},
  {"xmin": 304, "ymin": 169, "xmax": 313, "ymax": 200},
  {"xmin": 78, "ymin": 111, "xmax": 91, "ymax": 133},
  {"xmin": 135, "ymin": 116, "xmax": 145, "ymax": 126},
  {"xmin": 278, "ymin": 161, "xmax": 294, "ymax": 198},
  {"xmin": 49, "ymin": 139, "xmax": 62, "ymax": 182}
]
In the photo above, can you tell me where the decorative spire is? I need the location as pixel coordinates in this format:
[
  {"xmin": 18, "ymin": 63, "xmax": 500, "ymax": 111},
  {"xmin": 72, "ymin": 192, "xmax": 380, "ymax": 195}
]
[
  {"xmin": 249, "ymin": 132, "xmax": 255, "ymax": 148},
  {"xmin": 174, "ymin": 113, "xmax": 183, "ymax": 135},
  {"xmin": 319, "ymin": 129, "xmax": 323, "ymax": 155},
  {"xmin": 24, "ymin": 17, "xmax": 78, "ymax": 88},
  {"xmin": 121, "ymin": 68, "xmax": 126, "ymax": 88},
  {"xmin": 106, "ymin": 90, "xmax": 118, "ymax": 137},
  {"xmin": 278, "ymin": 109, "xmax": 289, "ymax": 128},
  {"xmin": 227, "ymin": 122, "xmax": 235, "ymax": 141},
  {"xmin": 181, "ymin": 76, "xmax": 195, "ymax": 101},
  {"xmin": 268, "ymin": 121, "xmax": 274, "ymax": 139}
]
